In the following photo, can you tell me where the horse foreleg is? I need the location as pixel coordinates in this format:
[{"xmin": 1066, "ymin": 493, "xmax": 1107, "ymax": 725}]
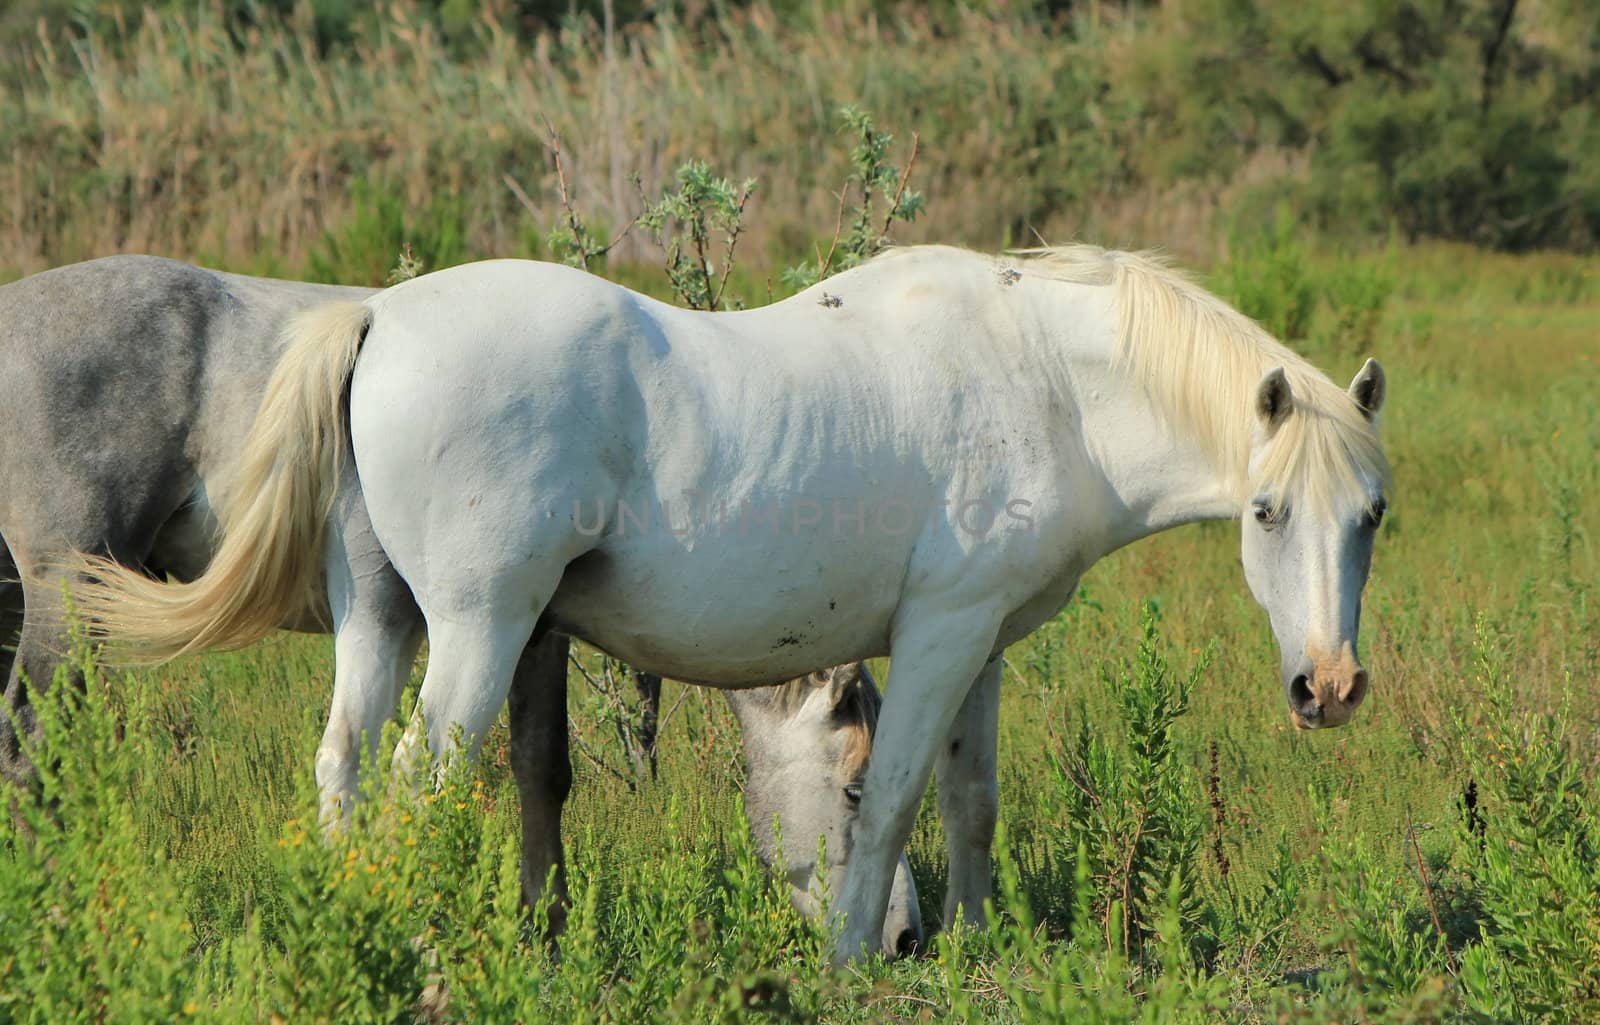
[
  {"xmin": 507, "ymin": 631, "xmax": 572, "ymax": 936},
  {"xmin": 830, "ymin": 605, "xmax": 1003, "ymax": 964},
  {"xmin": 934, "ymin": 654, "xmax": 1001, "ymax": 930}
]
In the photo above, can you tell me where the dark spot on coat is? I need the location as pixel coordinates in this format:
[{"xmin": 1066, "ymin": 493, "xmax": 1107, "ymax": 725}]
[
  {"xmin": 828, "ymin": 600, "xmax": 837, "ymax": 611},
  {"xmin": 949, "ymin": 739, "xmax": 961, "ymax": 757},
  {"xmin": 818, "ymin": 292, "xmax": 843, "ymax": 308},
  {"xmin": 775, "ymin": 632, "xmax": 803, "ymax": 647}
]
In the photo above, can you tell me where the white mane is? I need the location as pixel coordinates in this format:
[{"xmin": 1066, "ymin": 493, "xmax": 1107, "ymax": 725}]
[{"xmin": 1015, "ymin": 244, "xmax": 1389, "ymax": 517}]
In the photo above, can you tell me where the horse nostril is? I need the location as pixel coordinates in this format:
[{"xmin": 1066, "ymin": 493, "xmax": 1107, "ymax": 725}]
[
  {"xmin": 1289, "ymin": 673, "xmax": 1315, "ymax": 710},
  {"xmin": 1342, "ymin": 669, "xmax": 1370, "ymax": 708},
  {"xmin": 894, "ymin": 928, "xmax": 921, "ymax": 959}
]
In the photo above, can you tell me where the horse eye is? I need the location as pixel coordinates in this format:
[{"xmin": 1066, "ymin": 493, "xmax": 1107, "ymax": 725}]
[
  {"xmin": 1252, "ymin": 502, "xmax": 1282, "ymax": 530},
  {"xmin": 1367, "ymin": 499, "xmax": 1387, "ymax": 527},
  {"xmin": 843, "ymin": 783, "xmax": 863, "ymax": 805}
]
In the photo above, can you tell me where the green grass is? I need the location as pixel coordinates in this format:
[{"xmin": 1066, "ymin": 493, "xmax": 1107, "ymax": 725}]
[{"xmin": 1, "ymin": 244, "xmax": 1595, "ymax": 1022}]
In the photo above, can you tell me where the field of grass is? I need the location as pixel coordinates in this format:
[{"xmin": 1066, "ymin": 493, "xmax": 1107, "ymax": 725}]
[
  {"xmin": 1, "ymin": 239, "xmax": 1595, "ymax": 1022},
  {"xmin": 1, "ymin": 3, "xmax": 1598, "ymax": 1020}
]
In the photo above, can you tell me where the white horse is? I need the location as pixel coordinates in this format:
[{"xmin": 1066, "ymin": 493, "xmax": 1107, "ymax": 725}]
[{"xmin": 74, "ymin": 243, "xmax": 1389, "ymax": 963}]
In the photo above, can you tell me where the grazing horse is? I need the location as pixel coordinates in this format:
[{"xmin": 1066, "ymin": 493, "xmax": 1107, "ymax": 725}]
[
  {"xmin": 73, "ymin": 244, "xmax": 1389, "ymax": 963},
  {"xmin": 0, "ymin": 256, "xmax": 920, "ymax": 954}
]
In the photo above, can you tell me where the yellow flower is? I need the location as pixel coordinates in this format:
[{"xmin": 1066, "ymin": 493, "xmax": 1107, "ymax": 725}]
[{"xmin": 183, "ymin": 1002, "xmax": 199, "ymax": 1015}]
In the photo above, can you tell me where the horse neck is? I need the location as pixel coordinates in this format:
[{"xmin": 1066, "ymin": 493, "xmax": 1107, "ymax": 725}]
[{"xmin": 1032, "ymin": 289, "xmax": 1243, "ymax": 556}]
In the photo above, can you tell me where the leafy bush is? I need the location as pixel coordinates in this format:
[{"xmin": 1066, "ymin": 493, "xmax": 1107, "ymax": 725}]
[
  {"xmin": 1218, "ymin": 205, "xmax": 1320, "ymax": 341},
  {"xmin": 304, "ymin": 175, "xmax": 469, "ymax": 287},
  {"xmin": 1448, "ymin": 618, "xmax": 1600, "ymax": 1024},
  {"xmin": 1043, "ymin": 602, "xmax": 1211, "ymax": 960}
]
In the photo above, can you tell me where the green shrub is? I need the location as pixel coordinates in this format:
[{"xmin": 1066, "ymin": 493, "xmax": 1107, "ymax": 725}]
[
  {"xmin": 1449, "ymin": 618, "xmax": 1600, "ymax": 1024},
  {"xmin": 304, "ymin": 175, "xmax": 469, "ymax": 287},
  {"xmin": 1217, "ymin": 206, "xmax": 1319, "ymax": 341},
  {"xmin": 1042, "ymin": 602, "xmax": 1211, "ymax": 961}
]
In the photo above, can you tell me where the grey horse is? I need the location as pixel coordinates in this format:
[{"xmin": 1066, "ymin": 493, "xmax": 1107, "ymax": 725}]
[{"xmin": 0, "ymin": 255, "xmax": 922, "ymax": 955}]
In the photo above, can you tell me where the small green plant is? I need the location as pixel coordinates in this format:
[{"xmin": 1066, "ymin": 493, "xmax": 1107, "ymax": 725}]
[
  {"xmin": 1045, "ymin": 602, "xmax": 1212, "ymax": 961},
  {"xmin": 541, "ymin": 123, "xmax": 636, "ymax": 273},
  {"xmin": 1448, "ymin": 617, "xmax": 1600, "ymax": 1024},
  {"xmin": 636, "ymin": 161, "xmax": 757, "ymax": 311},
  {"xmin": 782, "ymin": 106, "xmax": 925, "ymax": 289},
  {"xmin": 305, "ymin": 175, "xmax": 467, "ymax": 287},
  {"xmin": 1321, "ymin": 244, "xmax": 1397, "ymax": 358},
  {"xmin": 384, "ymin": 242, "xmax": 424, "ymax": 285},
  {"xmin": 1219, "ymin": 203, "xmax": 1318, "ymax": 341},
  {"xmin": 0, "ymin": 638, "xmax": 212, "ymax": 1023}
]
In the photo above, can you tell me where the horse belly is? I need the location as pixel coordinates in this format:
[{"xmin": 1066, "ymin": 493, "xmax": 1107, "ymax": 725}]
[{"xmin": 545, "ymin": 531, "xmax": 902, "ymax": 685}]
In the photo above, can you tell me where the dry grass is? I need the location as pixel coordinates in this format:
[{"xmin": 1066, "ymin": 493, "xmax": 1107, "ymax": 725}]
[{"xmin": 0, "ymin": 1, "xmax": 1216, "ymax": 279}]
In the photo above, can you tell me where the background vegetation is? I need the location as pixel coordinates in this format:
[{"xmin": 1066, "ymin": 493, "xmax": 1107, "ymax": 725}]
[
  {"xmin": 1, "ymin": 1, "xmax": 1598, "ymax": 1022},
  {"xmin": 1, "ymin": 0, "xmax": 1597, "ymax": 281}
]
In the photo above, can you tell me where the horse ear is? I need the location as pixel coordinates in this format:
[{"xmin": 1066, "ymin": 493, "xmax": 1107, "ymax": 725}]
[
  {"xmin": 1255, "ymin": 367, "xmax": 1293, "ymax": 432},
  {"xmin": 825, "ymin": 662, "xmax": 862, "ymax": 711},
  {"xmin": 1348, "ymin": 358, "xmax": 1386, "ymax": 420}
]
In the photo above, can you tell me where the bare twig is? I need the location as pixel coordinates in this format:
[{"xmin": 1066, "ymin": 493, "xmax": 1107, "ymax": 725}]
[
  {"xmin": 692, "ymin": 224, "xmax": 715, "ymax": 311},
  {"xmin": 878, "ymin": 130, "xmax": 920, "ymax": 237},
  {"xmin": 542, "ymin": 117, "xmax": 590, "ymax": 272},
  {"xmin": 814, "ymin": 184, "xmax": 850, "ymax": 281},
  {"xmin": 570, "ymin": 727, "xmax": 635, "ymax": 791},
  {"xmin": 502, "ymin": 172, "xmax": 541, "ymax": 222},
  {"xmin": 1407, "ymin": 816, "xmax": 1459, "ymax": 975},
  {"xmin": 539, "ymin": 118, "xmax": 640, "ymax": 269},
  {"xmin": 656, "ymin": 682, "xmax": 694, "ymax": 738},
  {"xmin": 711, "ymin": 182, "xmax": 755, "ymax": 310}
]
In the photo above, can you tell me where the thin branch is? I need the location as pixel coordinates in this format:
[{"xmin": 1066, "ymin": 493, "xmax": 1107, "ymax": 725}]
[
  {"xmin": 815, "ymin": 183, "xmax": 850, "ymax": 281},
  {"xmin": 711, "ymin": 183, "xmax": 755, "ymax": 310},
  {"xmin": 1407, "ymin": 816, "xmax": 1459, "ymax": 975},
  {"xmin": 570, "ymin": 726, "xmax": 635, "ymax": 791},
  {"xmin": 541, "ymin": 117, "xmax": 590, "ymax": 272},
  {"xmin": 656, "ymin": 682, "xmax": 695, "ymax": 738},
  {"xmin": 503, "ymin": 172, "xmax": 542, "ymax": 222},
  {"xmin": 1297, "ymin": 44, "xmax": 1351, "ymax": 87},
  {"xmin": 1354, "ymin": 39, "xmax": 1416, "ymax": 88},
  {"xmin": 878, "ymin": 131, "xmax": 920, "ymax": 237},
  {"xmin": 692, "ymin": 222, "xmax": 716, "ymax": 311},
  {"xmin": 1480, "ymin": 0, "xmax": 1519, "ymax": 115}
]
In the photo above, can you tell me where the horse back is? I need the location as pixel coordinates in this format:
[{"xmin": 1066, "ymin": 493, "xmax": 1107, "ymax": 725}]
[{"xmin": 0, "ymin": 255, "xmax": 367, "ymax": 566}]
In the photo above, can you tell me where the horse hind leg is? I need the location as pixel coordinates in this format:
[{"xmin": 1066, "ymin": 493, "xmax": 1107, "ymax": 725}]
[
  {"xmin": 507, "ymin": 630, "xmax": 572, "ymax": 935},
  {"xmin": 390, "ymin": 577, "xmax": 550, "ymax": 788}
]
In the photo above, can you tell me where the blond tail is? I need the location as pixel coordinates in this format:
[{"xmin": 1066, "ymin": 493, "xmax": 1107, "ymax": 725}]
[{"xmin": 69, "ymin": 301, "xmax": 374, "ymax": 663}]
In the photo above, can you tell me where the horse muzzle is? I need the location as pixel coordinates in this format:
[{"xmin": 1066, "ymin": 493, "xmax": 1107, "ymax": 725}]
[{"xmin": 1286, "ymin": 648, "xmax": 1370, "ymax": 729}]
